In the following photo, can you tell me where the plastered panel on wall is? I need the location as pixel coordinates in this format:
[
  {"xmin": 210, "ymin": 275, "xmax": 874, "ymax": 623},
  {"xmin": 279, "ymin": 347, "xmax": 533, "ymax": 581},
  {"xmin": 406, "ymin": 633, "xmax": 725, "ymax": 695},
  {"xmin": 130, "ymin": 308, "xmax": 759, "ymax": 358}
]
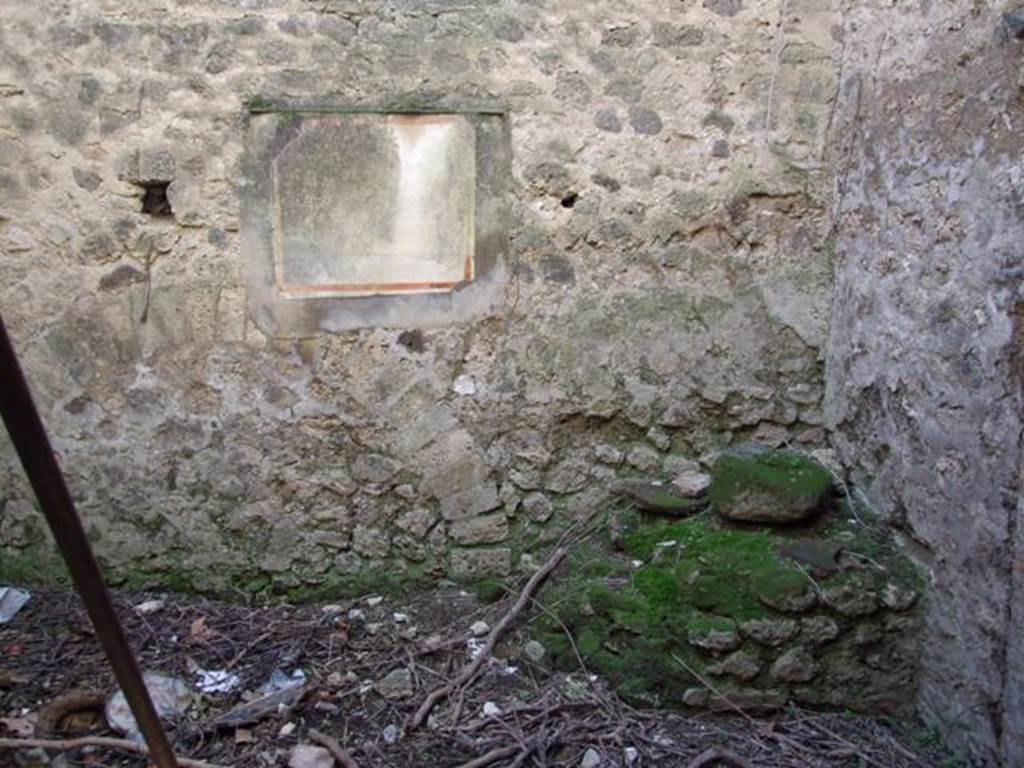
[{"xmin": 243, "ymin": 109, "xmax": 509, "ymax": 335}]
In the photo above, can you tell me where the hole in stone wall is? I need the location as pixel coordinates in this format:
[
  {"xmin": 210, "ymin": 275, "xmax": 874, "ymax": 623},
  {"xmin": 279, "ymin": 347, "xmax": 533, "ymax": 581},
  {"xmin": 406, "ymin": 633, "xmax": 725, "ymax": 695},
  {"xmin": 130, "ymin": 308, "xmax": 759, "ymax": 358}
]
[
  {"xmin": 560, "ymin": 192, "xmax": 579, "ymax": 209},
  {"xmin": 139, "ymin": 181, "xmax": 172, "ymax": 217},
  {"xmin": 398, "ymin": 329, "xmax": 426, "ymax": 353}
]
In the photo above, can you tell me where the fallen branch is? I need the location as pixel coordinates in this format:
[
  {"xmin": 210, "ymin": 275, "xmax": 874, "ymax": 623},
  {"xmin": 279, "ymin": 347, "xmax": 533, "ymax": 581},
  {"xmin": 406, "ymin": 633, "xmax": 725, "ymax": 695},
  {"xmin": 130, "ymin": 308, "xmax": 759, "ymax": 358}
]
[
  {"xmin": 408, "ymin": 546, "xmax": 568, "ymax": 731},
  {"xmin": 455, "ymin": 744, "xmax": 521, "ymax": 768},
  {"xmin": 685, "ymin": 747, "xmax": 753, "ymax": 768},
  {"xmin": 309, "ymin": 728, "xmax": 360, "ymax": 768},
  {"xmin": 0, "ymin": 736, "xmax": 225, "ymax": 768}
]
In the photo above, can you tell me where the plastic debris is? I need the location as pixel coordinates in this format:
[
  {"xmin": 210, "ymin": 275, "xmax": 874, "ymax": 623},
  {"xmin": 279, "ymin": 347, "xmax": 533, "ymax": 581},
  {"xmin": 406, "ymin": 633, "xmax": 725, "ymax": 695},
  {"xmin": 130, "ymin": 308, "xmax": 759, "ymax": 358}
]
[
  {"xmin": 106, "ymin": 672, "xmax": 192, "ymax": 738},
  {"xmin": 257, "ymin": 668, "xmax": 306, "ymax": 696},
  {"xmin": 195, "ymin": 668, "xmax": 242, "ymax": 694},
  {"xmin": 0, "ymin": 587, "xmax": 30, "ymax": 624}
]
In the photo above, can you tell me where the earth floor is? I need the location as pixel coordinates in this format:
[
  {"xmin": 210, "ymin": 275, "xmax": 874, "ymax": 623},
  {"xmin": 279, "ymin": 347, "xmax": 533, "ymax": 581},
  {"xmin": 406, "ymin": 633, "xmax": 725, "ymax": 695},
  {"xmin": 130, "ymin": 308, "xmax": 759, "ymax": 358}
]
[{"xmin": 0, "ymin": 581, "xmax": 954, "ymax": 768}]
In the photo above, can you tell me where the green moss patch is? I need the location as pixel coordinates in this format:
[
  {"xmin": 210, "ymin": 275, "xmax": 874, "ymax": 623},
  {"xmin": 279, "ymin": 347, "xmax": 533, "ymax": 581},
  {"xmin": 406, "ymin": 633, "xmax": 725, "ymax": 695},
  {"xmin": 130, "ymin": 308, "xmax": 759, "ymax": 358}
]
[{"xmin": 532, "ymin": 505, "xmax": 924, "ymax": 710}]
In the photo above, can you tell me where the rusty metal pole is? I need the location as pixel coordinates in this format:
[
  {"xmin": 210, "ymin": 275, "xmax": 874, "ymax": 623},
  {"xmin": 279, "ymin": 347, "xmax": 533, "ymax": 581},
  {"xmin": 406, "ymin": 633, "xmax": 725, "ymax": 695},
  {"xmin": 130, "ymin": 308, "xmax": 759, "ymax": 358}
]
[{"xmin": 0, "ymin": 314, "xmax": 179, "ymax": 768}]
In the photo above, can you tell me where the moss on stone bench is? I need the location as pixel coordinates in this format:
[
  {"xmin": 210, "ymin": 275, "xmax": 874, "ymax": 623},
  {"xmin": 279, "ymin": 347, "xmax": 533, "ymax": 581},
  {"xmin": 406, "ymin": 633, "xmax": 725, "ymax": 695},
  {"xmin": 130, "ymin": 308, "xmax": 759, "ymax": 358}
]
[{"xmin": 531, "ymin": 507, "xmax": 925, "ymax": 716}]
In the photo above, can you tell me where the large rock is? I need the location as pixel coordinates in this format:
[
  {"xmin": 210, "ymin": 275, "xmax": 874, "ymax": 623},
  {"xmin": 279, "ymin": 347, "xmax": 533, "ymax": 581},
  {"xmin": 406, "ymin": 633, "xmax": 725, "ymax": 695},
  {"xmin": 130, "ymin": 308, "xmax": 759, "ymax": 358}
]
[{"xmin": 709, "ymin": 445, "xmax": 832, "ymax": 523}]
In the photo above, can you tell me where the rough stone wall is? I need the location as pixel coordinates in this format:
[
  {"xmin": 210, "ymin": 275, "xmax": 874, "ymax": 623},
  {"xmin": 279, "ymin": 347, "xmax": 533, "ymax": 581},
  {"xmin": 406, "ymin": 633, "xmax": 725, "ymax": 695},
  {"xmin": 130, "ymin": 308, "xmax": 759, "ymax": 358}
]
[
  {"xmin": 0, "ymin": 0, "xmax": 842, "ymax": 589},
  {"xmin": 825, "ymin": 3, "xmax": 1024, "ymax": 764}
]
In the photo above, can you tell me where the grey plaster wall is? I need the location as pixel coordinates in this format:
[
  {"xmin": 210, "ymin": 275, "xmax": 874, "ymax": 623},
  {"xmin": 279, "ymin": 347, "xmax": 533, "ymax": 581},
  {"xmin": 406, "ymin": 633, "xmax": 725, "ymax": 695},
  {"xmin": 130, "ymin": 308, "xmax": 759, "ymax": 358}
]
[
  {"xmin": 825, "ymin": 3, "xmax": 1024, "ymax": 764},
  {"xmin": 0, "ymin": 0, "xmax": 842, "ymax": 590}
]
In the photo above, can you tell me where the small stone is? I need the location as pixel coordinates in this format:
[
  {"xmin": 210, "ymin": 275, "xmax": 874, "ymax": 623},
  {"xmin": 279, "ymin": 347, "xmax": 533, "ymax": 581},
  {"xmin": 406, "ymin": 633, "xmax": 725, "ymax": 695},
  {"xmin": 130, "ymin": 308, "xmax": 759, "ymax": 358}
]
[
  {"xmin": 450, "ymin": 513, "xmax": 509, "ymax": 545},
  {"xmin": 366, "ymin": 623, "xmax": 382, "ymax": 635},
  {"xmin": 853, "ymin": 623, "xmax": 883, "ymax": 646},
  {"xmin": 624, "ymin": 746, "xmax": 639, "ymax": 766},
  {"xmin": 740, "ymin": 619, "xmax": 798, "ymax": 647},
  {"xmin": 351, "ymin": 454, "xmax": 398, "ymax": 485},
  {"xmin": 382, "ymin": 724, "xmax": 399, "ymax": 744},
  {"xmin": 482, "ymin": 701, "xmax": 502, "ymax": 717},
  {"xmin": 564, "ymin": 676, "xmax": 589, "ymax": 699},
  {"xmin": 288, "ymin": 744, "xmax": 334, "ymax": 768},
  {"xmin": 682, "ymin": 687, "xmax": 709, "ymax": 707},
  {"xmin": 800, "ymin": 616, "xmax": 840, "ymax": 645},
  {"xmin": 375, "ymin": 668, "xmax": 414, "ymax": 700},
  {"xmin": 134, "ymin": 599, "xmax": 165, "ymax": 615},
  {"xmin": 624, "ymin": 483, "xmax": 704, "ymax": 516},
  {"xmin": 663, "ymin": 455, "xmax": 702, "ymax": 476},
  {"xmin": 626, "ymin": 445, "xmax": 662, "ymax": 473},
  {"xmin": 884, "ymin": 615, "xmax": 918, "ymax": 633},
  {"xmin": 646, "ymin": 427, "xmax": 671, "ymax": 451},
  {"xmin": 392, "ymin": 612, "xmax": 409, "ymax": 624},
  {"xmin": 347, "ymin": 608, "xmax": 365, "ymax": 622},
  {"xmin": 321, "ymin": 605, "xmax": 344, "ymax": 616},
  {"xmin": 594, "ymin": 109, "xmax": 622, "ymax": 133},
  {"xmin": 524, "ymin": 640, "xmax": 546, "ymax": 663},
  {"xmin": 688, "ymin": 618, "xmax": 741, "ymax": 652},
  {"xmin": 823, "ymin": 585, "xmax": 879, "ymax": 617},
  {"xmin": 758, "ymin": 587, "xmax": 818, "ymax": 614},
  {"xmin": 471, "ymin": 621, "xmax": 490, "ymax": 637},
  {"xmin": 366, "ymin": 596, "xmax": 384, "ymax": 608},
  {"xmin": 881, "ymin": 583, "xmax": 918, "ymax": 612},
  {"xmin": 593, "ymin": 443, "xmax": 624, "ymax": 465},
  {"xmin": 581, "ymin": 747, "xmax": 602, "ymax": 768},
  {"xmin": 279, "ymin": 722, "xmax": 297, "ymax": 738},
  {"xmin": 519, "ymin": 553, "xmax": 541, "ymax": 573},
  {"xmin": 396, "ymin": 508, "xmax": 436, "ymax": 537},
  {"xmin": 770, "ymin": 646, "xmax": 818, "ymax": 683},
  {"xmin": 782, "ymin": 540, "xmax": 842, "ymax": 576},
  {"xmin": 522, "ymin": 492, "xmax": 554, "ymax": 522},
  {"xmin": 707, "ymin": 650, "xmax": 761, "ymax": 681},
  {"xmin": 451, "ymin": 548, "xmax": 512, "ymax": 578},
  {"xmin": 672, "ymin": 471, "xmax": 711, "ymax": 498},
  {"xmin": 629, "ymin": 107, "xmax": 663, "ymax": 135}
]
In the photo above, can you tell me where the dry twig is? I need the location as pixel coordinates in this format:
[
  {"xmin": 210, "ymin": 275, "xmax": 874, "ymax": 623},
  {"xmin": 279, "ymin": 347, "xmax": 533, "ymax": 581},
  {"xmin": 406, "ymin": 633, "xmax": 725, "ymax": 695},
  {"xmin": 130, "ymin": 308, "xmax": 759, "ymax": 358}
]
[
  {"xmin": 408, "ymin": 547, "xmax": 568, "ymax": 730},
  {"xmin": 685, "ymin": 746, "xmax": 753, "ymax": 768},
  {"xmin": 0, "ymin": 736, "xmax": 225, "ymax": 768},
  {"xmin": 454, "ymin": 743, "xmax": 521, "ymax": 768},
  {"xmin": 309, "ymin": 727, "xmax": 360, "ymax": 768}
]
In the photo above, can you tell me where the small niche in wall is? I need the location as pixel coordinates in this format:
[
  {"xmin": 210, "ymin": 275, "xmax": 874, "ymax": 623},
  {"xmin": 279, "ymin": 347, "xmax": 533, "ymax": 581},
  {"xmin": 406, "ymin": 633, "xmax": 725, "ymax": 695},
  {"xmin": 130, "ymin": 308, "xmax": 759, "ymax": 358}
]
[
  {"xmin": 241, "ymin": 106, "xmax": 510, "ymax": 336},
  {"xmin": 139, "ymin": 181, "xmax": 172, "ymax": 217}
]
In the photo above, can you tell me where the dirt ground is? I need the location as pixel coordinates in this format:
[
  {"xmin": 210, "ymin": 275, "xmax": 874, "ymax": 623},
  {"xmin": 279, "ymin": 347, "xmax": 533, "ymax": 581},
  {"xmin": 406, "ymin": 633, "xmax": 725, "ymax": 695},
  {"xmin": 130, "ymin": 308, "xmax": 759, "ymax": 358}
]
[{"xmin": 0, "ymin": 582, "xmax": 953, "ymax": 768}]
